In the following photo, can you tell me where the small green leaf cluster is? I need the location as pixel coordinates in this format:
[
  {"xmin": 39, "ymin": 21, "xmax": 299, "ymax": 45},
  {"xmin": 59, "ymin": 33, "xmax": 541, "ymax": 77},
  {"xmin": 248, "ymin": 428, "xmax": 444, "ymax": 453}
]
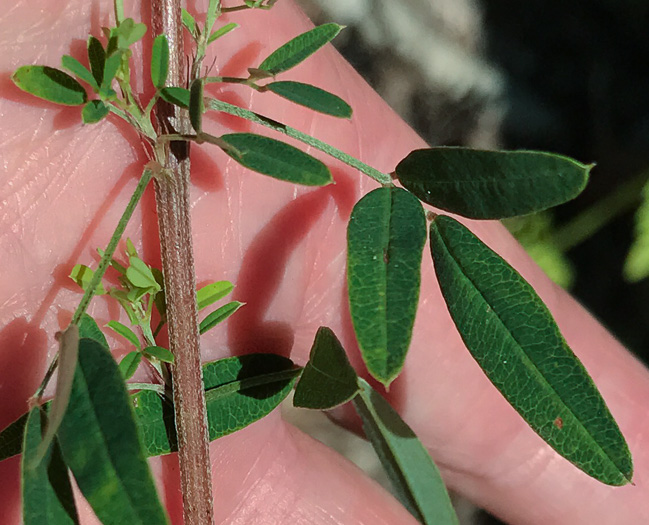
[{"xmin": 70, "ymin": 241, "xmax": 242, "ymax": 381}]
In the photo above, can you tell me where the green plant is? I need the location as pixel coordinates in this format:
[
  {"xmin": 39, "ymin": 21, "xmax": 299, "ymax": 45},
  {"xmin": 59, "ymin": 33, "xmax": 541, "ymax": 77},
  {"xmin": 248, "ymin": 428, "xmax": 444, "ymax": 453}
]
[{"xmin": 0, "ymin": 1, "xmax": 633, "ymax": 524}]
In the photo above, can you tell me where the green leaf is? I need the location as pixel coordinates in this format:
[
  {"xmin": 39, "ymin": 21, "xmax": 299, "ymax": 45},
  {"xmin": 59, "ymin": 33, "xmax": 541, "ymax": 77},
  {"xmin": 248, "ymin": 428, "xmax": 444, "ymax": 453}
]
[
  {"xmin": 111, "ymin": 18, "xmax": 147, "ymax": 50},
  {"xmin": 133, "ymin": 354, "xmax": 300, "ymax": 457},
  {"xmin": 69, "ymin": 264, "xmax": 106, "ymax": 295},
  {"xmin": 208, "ymin": 22, "xmax": 239, "ymax": 44},
  {"xmin": 126, "ymin": 256, "xmax": 160, "ymax": 290},
  {"xmin": 347, "ymin": 187, "xmax": 426, "ymax": 386},
  {"xmin": 1, "ymin": 355, "xmax": 298, "ymax": 463},
  {"xmin": 429, "ymin": 215, "xmax": 633, "ymax": 485},
  {"xmin": 189, "ymin": 78, "xmax": 204, "ymax": 133},
  {"xmin": 22, "ymin": 408, "xmax": 79, "ymax": 525},
  {"xmin": 265, "ymin": 81, "xmax": 352, "ymax": 118},
  {"xmin": 81, "ymin": 100, "xmax": 109, "ymax": 124},
  {"xmin": 119, "ymin": 351, "xmax": 142, "ymax": 380},
  {"xmin": 143, "ymin": 346, "xmax": 174, "ymax": 364},
  {"xmin": 220, "ymin": 133, "xmax": 333, "ymax": 186},
  {"xmin": 181, "ymin": 9, "xmax": 198, "ymax": 39},
  {"xmin": 57, "ymin": 339, "xmax": 168, "ymax": 525},
  {"xmin": 87, "ymin": 36, "xmax": 106, "ymax": 87},
  {"xmin": 78, "ymin": 314, "xmax": 108, "ymax": 348},
  {"xmin": 114, "ymin": 0, "xmax": 125, "ymax": 25},
  {"xmin": 12, "ymin": 66, "xmax": 87, "ymax": 106},
  {"xmin": 101, "ymin": 51, "xmax": 122, "ymax": 93},
  {"xmin": 106, "ymin": 320, "xmax": 141, "ymax": 349},
  {"xmin": 258, "ymin": 23, "xmax": 343, "ymax": 75},
  {"xmin": 624, "ymin": 180, "xmax": 649, "ymax": 282},
  {"xmin": 293, "ymin": 327, "xmax": 359, "ymax": 409},
  {"xmin": 395, "ymin": 148, "xmax": 592, "ymax": 219},
  {"xmin": 150, "ymin": 35, "xmax": 169, "ymax": 89},
  {"xmin": 353, "ymin": 380, "xmax": 459, "ymax": 525},
  {"xmin": 196, "ymin": 280, "xmax": 233, "ymax": 310},
  {"xmin": 199, "ymin": 301, "xmax": 244, "ymax": 334},
  {"xmin": 125, "ymin": 237, "xmax": 139, "ymax": 258},
  {"xmin": 204, "ymin": 0, "xmax": 220, "ymax": 39},
  {"xmin": 159, "ymin": 86, "xmax": 190, "ymax": 108},
  {"xmin": 61, "ymin": 55, "xmax": 98, "ymax": 91}
]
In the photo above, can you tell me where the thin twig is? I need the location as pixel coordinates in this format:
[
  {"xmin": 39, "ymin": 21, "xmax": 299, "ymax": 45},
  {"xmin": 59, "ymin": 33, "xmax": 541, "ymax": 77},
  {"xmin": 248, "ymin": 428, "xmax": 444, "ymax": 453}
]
[{"xmin": 151, "ymin": 1, "xmax": 215, "ymax": 523}]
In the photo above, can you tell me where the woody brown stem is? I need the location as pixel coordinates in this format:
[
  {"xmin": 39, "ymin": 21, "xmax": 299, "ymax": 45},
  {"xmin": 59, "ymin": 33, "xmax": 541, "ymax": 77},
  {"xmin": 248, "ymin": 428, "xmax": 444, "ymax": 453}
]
[{"xmin": 151, "ymin": 1, "xmax": 215, "ymax": 523}]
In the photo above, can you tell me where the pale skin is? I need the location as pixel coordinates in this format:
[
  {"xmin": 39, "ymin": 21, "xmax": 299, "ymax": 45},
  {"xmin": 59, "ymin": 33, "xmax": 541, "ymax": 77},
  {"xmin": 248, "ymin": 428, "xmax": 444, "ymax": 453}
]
[{"xmin": 1, "ymin": 1, "xmax": 648, "ymax": 523}]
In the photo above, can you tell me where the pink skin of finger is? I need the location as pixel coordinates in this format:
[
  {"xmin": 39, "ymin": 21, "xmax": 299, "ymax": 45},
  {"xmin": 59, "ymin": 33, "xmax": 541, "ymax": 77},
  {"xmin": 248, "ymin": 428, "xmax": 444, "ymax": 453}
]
[{"xmin": 1, "ymin": 1, "xmax": 648, "ymax": 524}]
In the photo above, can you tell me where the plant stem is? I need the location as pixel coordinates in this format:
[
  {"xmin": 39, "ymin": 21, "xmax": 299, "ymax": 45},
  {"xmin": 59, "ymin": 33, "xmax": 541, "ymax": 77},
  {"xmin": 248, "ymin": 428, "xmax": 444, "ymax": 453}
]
[
  {"xmin": 34, "ymin": 167, "xmax": 154, "ymax": 400},
  {"xmin": 206, "ymin": 97, "xmax": 393, "ymax": 185},
  {"xmin": 151, "ymin": 1, "xmax": 215, "ymax": 524}
]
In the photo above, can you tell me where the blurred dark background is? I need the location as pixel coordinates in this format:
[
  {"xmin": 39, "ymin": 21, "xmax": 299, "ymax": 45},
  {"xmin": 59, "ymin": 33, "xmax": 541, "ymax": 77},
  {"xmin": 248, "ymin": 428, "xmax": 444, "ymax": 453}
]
[{"xmin": 296, "ymin": 1, "xmax": 649, "ymax": 523}]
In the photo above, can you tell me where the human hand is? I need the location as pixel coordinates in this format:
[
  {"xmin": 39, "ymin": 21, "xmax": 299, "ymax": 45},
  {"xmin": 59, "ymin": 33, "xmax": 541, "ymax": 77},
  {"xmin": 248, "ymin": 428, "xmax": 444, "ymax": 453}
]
[{"xmin": 1, "ymin": 1, "xmax": 648, "ymax": 524}]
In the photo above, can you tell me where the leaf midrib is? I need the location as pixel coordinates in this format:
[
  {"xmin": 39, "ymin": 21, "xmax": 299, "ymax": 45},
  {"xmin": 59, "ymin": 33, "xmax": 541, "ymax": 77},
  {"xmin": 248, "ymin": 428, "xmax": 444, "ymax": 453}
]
[{"xmin": 436, "ymin": 226, "xmax": 625, "ymax": 476}]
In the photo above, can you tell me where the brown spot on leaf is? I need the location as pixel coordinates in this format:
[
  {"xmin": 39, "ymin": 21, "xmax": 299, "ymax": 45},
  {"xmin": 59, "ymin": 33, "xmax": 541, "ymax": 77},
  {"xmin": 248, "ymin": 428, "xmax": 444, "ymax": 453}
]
[{"xmin": 554, "ymin": 417, "xmax": 563, "ymax": 429}]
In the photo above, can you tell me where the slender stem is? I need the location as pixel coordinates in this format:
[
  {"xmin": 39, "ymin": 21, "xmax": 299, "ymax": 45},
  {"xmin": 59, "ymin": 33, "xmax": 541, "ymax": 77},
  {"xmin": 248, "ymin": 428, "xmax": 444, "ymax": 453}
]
[
  {"xmin": 553, "ymin": 172, "xmax": 649, "ymax": 252},
  {"xmin": 204, "ymin": 76, "xmax": 257, "ymax": 88},
  {"xmin": 221, "ymin": 5, "xmax": 252, "ymax": 13},
  {"xmin": 128, "ymin": 382, "xmax": 166, "ymax": 394},
  {"xmin": 205, "ymin": 97, "xmax": 393, "ymax": 185},
  {"xmin": 151, "ymin": 1, "xmax": 215, "ymax": 524},
  {"xmin": 34, "ymin": 168, "xmax": 154, "ymax": 400}
]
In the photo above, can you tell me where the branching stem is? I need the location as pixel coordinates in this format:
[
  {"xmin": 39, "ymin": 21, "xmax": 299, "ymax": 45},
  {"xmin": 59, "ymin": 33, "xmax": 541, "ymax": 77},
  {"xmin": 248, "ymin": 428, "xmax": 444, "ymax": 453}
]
[{"xmin": 34, "ymin": 167, "xmax": 154, "ymax": 400}]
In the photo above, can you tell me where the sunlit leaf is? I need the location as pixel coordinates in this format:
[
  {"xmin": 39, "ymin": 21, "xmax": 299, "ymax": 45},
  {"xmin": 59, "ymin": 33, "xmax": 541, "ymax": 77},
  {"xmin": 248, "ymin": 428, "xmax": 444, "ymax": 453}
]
[
  {"xmin": 61, "ymin": 55, "xmax": 97, "ymax": 91},
  {"xmin": 354, "ymin": 380, "xmax": 459, "ymax": 525},
  {"xmin": 293, "ymin": 327, "xmax": 359, "ymax": 409},
  {"xmin": 624, "ymin": 180, "xmax": 649, "ymax": 282},
  {"xmin": 204, "ymin": 0, "xmax": 220, "ymax": 39},
  {"xmin": 22, "ymin": 408, "xmax": 79, "ymax": 525},
  {"xmin": 150, "ymin": 35, "xmax": 169, "ymax": 89},
  {"xmin": 199, "ymin": 301, "xmax": 244, "ymax": 334},
  {"xmin": 504, "ymin": 213, "xmax": 574, "ymax": 288},
  {"xmin": 69, "ymin": 264, "xmax": 106, "ymax": 295},
  {"xmin": 208, "ymin": 22, "xmax": 238, "ymax": 44},
  {"xmin": 82, "ymin": 100, "xmax": 109, "ymax": 124},
  {"xmin": 265, "ymin": 81, "xmax": 352, "ymax": 118},
  {"xmin": 430, "ymin": 215, "xmax": 633, "ymax": 485},
  {"xmin": 396, "ymin": 147, "xmax": 592, "ymax": 219},
  {"xmin": 12, "ymin": 66, "xmax": 87, "ymax": 106},
  {"xmin": 126, "ymin": 256, "xmax": 160, "ymax": 291},
  {"xmin": 347, "ymin": 187, "xmax": 426, "ymax": 386},
  {"xmin": 134, "ymin": 354, "xmax": 300, "ymax": 457},
  {"xmin": 143, "ymin": 346, "xmax": 174, "ymax": 364},
  {"xmin": 106, "ymin": 320, "xmax": 141, "ymax": 349},
  {"xmin": 196, "ymin": 280, "xmax": 233, "ymax": 311},
  {"xmin": 258, "ymin": 23, "xmax": 343, "ymax": 75},
  {"xmin": 181, "ymin": 9, "xmax": 198, "ymax": 39},
  {"xmin": 220, "ymin": 133, "xmax": 333, "ymax": 186},
  {"xmin": 119, "ymin": 351, "xmax": 142, "ymax": 380},
  {"xmin": 57, "ymin": 339, "xmax": 168, "ymax": 525},
  {"xmin": 111, "ymin": 18, "xmax": 147, "ymax": 50}
]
